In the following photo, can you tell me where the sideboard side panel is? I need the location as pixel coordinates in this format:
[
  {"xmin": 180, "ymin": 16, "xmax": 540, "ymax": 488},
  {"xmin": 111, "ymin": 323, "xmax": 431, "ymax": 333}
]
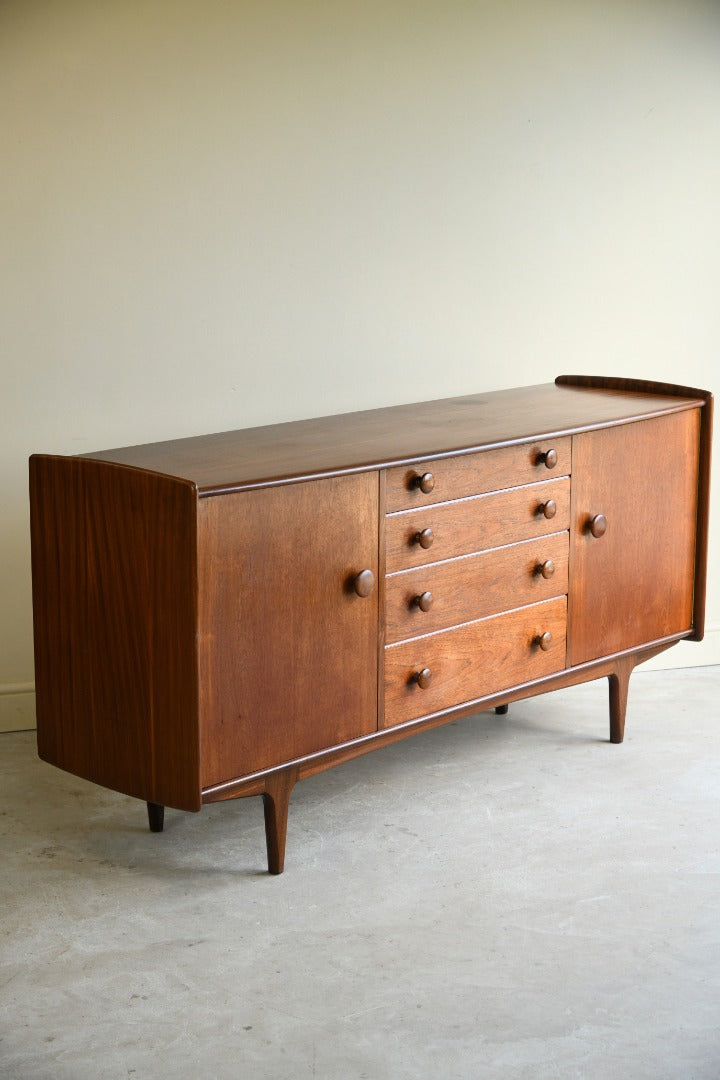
[
  {"xmin": 30, "ymin": 456, "xmax": 201, "ymax": 811},
  {"xmin": 197, "ymin": 473, "xmax": 379, "ymax": 787}
]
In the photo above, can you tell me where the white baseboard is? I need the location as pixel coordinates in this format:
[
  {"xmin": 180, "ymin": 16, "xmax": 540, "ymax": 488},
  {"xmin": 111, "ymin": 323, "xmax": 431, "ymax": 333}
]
[
  {"xmin": 0, "ymin": 683, "xmax": 37, "ymax": 733},
  {"xmin": 1, "ymin": 627, "xmax": 718, "ymax": 734}
]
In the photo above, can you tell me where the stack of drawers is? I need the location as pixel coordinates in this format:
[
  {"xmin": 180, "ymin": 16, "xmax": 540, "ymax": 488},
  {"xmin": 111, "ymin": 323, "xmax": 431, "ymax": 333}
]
[{"xmin": 383, "ymin": 439, "xmax": 572, "ymax": 726}]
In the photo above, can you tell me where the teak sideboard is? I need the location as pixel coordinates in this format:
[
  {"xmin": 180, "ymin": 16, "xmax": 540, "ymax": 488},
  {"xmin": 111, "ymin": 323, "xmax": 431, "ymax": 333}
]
[{"xmin": 30, "ymin": 376, "xmax": 713, "ymax": 874}]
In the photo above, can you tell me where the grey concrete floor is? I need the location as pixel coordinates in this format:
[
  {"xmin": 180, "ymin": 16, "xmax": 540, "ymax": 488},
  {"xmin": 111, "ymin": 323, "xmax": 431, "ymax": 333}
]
[{"xmin": 1, "ymin": 666, "xmax": 719, "ymax": 1080}]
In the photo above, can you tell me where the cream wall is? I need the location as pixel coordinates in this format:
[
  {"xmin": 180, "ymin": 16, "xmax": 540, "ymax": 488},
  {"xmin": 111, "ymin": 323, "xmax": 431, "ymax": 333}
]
[{"xmin": 2, "ymin": 0, "xmax": 719, "ymax": 731}]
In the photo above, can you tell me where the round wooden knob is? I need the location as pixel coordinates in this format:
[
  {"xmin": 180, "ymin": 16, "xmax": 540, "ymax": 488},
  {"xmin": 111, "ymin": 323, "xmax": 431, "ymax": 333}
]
[
  {"xmin": 589, "ymin": 513, "xmax": 607, "ymax": 538},
  {"xmin": 536, "ymin": 631, "xmax": 553, "ymax": 651},
  {"xmin": 539, "ymin": 499, "xmax": 557, "ymax": 519},
  {"xmin": 414, "ymin": 528, "xmax": 434, "ymax": 550},
  {"xmin": 353, "ymin": 569, "xmax": 375, "ymax": 597},
  {"xmin": 413, "ymin": 591, "xmax": 433, "ymax": 612},
  {"xmin": 537, "ymin": 448, "xmax": 558, "ymax": 469},
  {"xmin": 537, "ymin": 559, "xmax": 555, "ymax": 579},
  {"xmin": 413, "ymin": 667, "xmax": 432, "ymax": 689},
  {"xmin": 412, "ymin": 472, "xmax": 435, "ymax": 495}
]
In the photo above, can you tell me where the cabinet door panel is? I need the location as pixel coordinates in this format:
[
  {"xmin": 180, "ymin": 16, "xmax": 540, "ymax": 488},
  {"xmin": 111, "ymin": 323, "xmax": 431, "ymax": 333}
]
[
  {"xmin": 198, "ymin": 474, "xmax": 378, "ymax": 785},
  {"xmin": 567, "ymin": 410, "xmax": 700, "ymax": 666}
]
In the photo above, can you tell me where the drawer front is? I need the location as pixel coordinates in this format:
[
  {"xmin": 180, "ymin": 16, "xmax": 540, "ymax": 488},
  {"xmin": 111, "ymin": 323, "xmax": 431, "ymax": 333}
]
[
  {"xmin": 384, "ymin": 597, "xmax": 567, "ymax": 727},
  {"xmin": 386, "ymin": 437, "xmax": 571, "ymax": 512},
  {"xmin": 385, "ymin": 477, "xmax": 570, "ymax": 573},
  {"xmin": 385, "ymin": 531, "xmax": 569, "ymax": 643}
]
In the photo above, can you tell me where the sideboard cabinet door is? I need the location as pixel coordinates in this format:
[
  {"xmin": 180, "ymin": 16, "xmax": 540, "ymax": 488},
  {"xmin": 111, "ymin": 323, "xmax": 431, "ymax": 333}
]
[
  {"xmin": 567, "ymin": 409, "xmax": 700, "ymax": 666},
  {"xmin": 197, "ymin": 473, "xmax": 379, "ymax": 786}
]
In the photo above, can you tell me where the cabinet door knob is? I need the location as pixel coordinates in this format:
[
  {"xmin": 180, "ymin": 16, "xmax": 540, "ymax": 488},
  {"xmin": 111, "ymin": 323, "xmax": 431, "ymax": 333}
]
[
  {"xmin": 411, "ymin": 471, "xmax": 435, "ymax": 494},
  {"xmin": 589, "ymin": 513, "xmax": 607, "ymax": 538},
  {"xmin": 537, "ymin": 448, "xmax": 558, "ymax": 469},
  {"xmin": 537, "ymin": 559, "xmax": 555, "ymax": 579},
  {"xmin": 535, "ymin": 631, "xmax": 553, "ymax": 651},
  {"xmin": 413, "ymin": 667, "xmax": 433, "ymax": 689},
  {"xmin": 353, "ymin": 569, "xmax": 375, "ymax": 597},
  {"xmin": 414, "ymin": 528, "xmax": 434, "ymax": 549},
  {"xmin": 539, "ymin": 499, "xmax": 557, "ymax": 519},
  {"xmin": 413, "ymin": 591, "xmax": 433, "ymax": 612}
]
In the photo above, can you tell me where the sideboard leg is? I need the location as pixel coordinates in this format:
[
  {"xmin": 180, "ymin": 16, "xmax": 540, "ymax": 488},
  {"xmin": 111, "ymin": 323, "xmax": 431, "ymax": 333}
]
[
  {"xmin": 262, "ymin": 769, "xmax": 297, "ymax": 875},
  {"xmin": 495, "ymin": 704, "xmax": 509, "ymax": 715},
  {"xmin": 147, "ymin": 801, "xmax": 165, "ymax": 832},
  {"xmin": 608, "ymin": 658, "xmax": 634, "ymax": 744}
]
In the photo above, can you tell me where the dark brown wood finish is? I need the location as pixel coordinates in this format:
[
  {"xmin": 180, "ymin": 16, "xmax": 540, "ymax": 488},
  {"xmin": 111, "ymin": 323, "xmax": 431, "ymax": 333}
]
[
  {"xmin": 386, "ymin": 437, "xmax": 571, "ymax": 512},
  {"xmin": 83, "ymin": 383, "xmax": 702, "ymax": 496},
  {"xmin": 353, "ymin": 569, "xmax": 376, "ymax": 597},
  {"xmin": 414, "ymin": 472, "xmax": 435, "ymax": 494},
  {"xmin": 384, "ymin": 597, "xmax": 567, "ymax": 727},
  {"xmin": 385, "ymin": 531, "xmax": 569, "ymax": 643},
  {"xmin": 30, "ymin": 376, "xmax": 711, "ymax": 874},
  {"xmin": 202, "ymin": 633, "xmax": 689, "ymax": 806},
  {"xmin": 567, "ymin": 409, "xmax": 700, "ymax": 667},
  {"xmin": 415, "ymin": 527, "xmax": 435, "ymax": 550},
  {"xmin": 197, "ymin": 473, "xmax": 379, "ymax": 787},
  {"xmin": 29, "ymin": 456, "xmax": 200, "ymax": 811},
  {"xmin": 376, "ymin": 469, "xmax": 388, "ymax": 729},
  {"xmin": 385, "ymin": 478, "xmax": 570, "ymax": 573},
  {"xmin": 557, "ymin": 375, "xmax": 713, "ymax": 643},
  {"xmin": 263, "ymin": 767, "xmax": 298, "ymax": 875},
  {"xmin": 608, "ymin": 656, "xmax": 635, "ymax": 744}
]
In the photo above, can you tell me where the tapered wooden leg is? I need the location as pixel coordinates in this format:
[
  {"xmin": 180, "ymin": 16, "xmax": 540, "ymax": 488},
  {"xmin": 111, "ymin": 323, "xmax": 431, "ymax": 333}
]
[
  {"xmin": 608, "ymin": 657, "xmax": 634, "ymax": 744},
  {"xmin": 147, "ymin": 801, "xmax": 164, "ymax": 832},
  {"xmin": 262, "ymin": 769, "xmax": 297, "ymax": 875},
  {"xmin": 495, "ymin": 704, "xmax": 509, "ymax": 715}
]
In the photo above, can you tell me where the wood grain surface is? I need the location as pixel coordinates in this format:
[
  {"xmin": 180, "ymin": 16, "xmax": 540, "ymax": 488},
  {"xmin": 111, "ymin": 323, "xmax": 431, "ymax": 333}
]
[
  {"xmin": 557, "ymin": 374, "xmax": 712, "ymax": 642},
  {"xmin": 385, "ymin": 531, "xmax": 569, "ymax": 643},
  {"xmin": 384, "ymin": 596, "xmax": 567, "ymax": 726},
  {"xmin": 385, "ymin": 436, "xmax": 571, "ymax": 511},
  {"xmin": 29, "ymin": 375, "xmax": 711, "ymax": 868},
  {"xmin": 82, "ymin": 382, "xmax": 704, "ymax": 495},
  {"xmin": 30, "ymin": 456, "xmax": 201, "ymax": 810},
  {"xmin": 385, "ymin": 478, "xmax": 570, "ymax": 573},
  {"xmin": 197, "ymin": 473, "xmax": 379, "ymax": 786},
  {"xmin": 204, "ymin": 634, "xmax": 686, "ymax": 803},
  {"xmin": 567, "ymin": 410, "xmax": 700, "ymax": 666}
]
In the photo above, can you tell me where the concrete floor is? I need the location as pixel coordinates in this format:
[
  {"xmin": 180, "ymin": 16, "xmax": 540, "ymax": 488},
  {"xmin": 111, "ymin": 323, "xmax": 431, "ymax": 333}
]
[{"xmin": 1, "ymin": 666, "xmax": 719, "ymax": 1080}]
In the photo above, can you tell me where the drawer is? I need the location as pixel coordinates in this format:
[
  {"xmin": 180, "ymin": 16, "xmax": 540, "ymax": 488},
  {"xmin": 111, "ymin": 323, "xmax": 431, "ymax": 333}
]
[
  {"xmin": 383, "ymin": 596, "xmax": 567, "ymax": 727},
  {"xmin": 385, "ymin": 531, "xmax": 569, "ymax": 643},
  {"xmin": 385, "ymin": 477, "xmax": 570, "ymax": 573},
  {"xmin": 386, "ymin": 436, "xmax": 571, "ymax": 511}
]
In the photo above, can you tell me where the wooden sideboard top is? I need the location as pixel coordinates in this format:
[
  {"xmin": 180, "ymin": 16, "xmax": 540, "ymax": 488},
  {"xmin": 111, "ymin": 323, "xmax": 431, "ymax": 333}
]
[{"xmin": 81, "ymin": 377, "xmax": 707, "ymax": 496}]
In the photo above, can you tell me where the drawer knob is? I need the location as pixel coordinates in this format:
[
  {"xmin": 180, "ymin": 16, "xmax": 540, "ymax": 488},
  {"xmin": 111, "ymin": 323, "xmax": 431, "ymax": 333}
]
[
  {"xmin": 413, "ymin": 667, "xmax": 433, "ymax": 689},
  {"xmin": 589, "ymin": 513, "xmax": 607, "ymax": 538},
  {"xmin": 537, "ymin": 559, "xmax": 555, "ymax": 579},
  {"xmin": 353, "ymin": 569, "xmax": 375, "ymax": 597},
  {"xmin": 535, "ymin": 631, "xmax": 553, "ymax": 651},
  {"xmin": 413, "ymin": 591, "xmax": 433, "ymax": 612},
  {"xmin": 412, "ymin": 472, "xmax": 435, "ymax": 495},
  {"xmin": 414, "ymin": 528, "xmax": 434, "ymax": 549},
  {"xmin": 539, "ymin": 499, "xmax": 557, "ymax": 519},
  {"xmin": 537, "ymin": 448, "xmax": 558, "ymax": 469}
]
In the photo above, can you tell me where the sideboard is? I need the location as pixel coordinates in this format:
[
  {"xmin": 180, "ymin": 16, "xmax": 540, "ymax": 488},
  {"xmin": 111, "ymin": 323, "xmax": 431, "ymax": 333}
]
[{"xmin": 29, "ymin": 375, "xmax": 713, "ymax": 873}]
